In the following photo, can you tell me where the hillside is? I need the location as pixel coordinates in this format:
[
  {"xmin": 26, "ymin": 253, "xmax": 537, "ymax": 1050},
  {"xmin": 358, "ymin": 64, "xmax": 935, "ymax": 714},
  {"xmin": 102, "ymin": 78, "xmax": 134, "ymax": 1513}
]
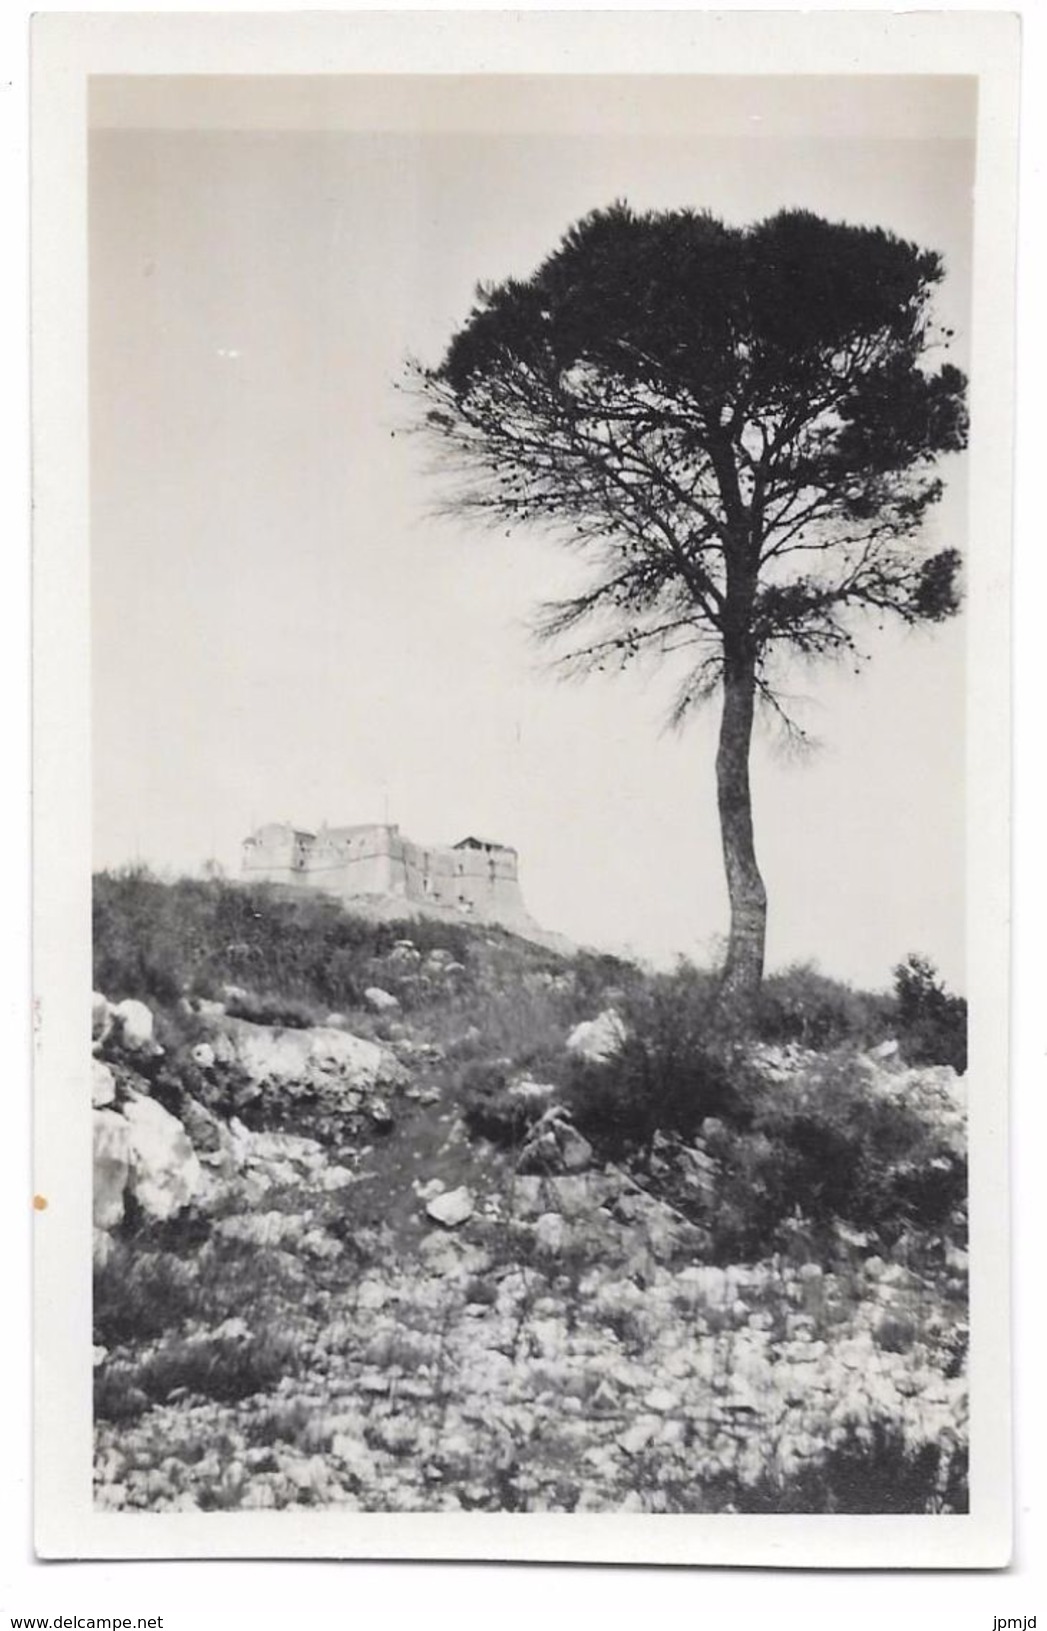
[{"xmin": 91, "ymin": 870, "xmax": 969, "ymax": 1514}]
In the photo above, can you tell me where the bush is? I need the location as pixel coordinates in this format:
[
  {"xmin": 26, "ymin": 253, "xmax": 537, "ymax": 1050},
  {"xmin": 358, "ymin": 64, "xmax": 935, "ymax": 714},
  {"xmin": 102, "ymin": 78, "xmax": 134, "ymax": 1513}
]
[
  {"xmin": 94, "ymin": 1248, "xmax": 201, "ymax": 1346},
  {"xmin": 562, "ymin": 967, "xmax": 750, "ymax": 1160},
  {"xmin": 757, "ymin": 962, "xmax": 892, "ymax": 1051},
  {"xmin": 94, "ymin": 1231, "xmax": 310, "ymax": 1347},
  {"xmin": 696, "ymin": 1420, "xmax": 967, "ymax": 1514},
  {"xmin": 94, "ymin": 1327, "xmax": 301, "ymax": 1423},
  {"xmin": 458, "ymin": 1061, "xmax": 544, "ymax": 1146},
  {"xmin": 92, "ymin": 868, "xmax": 479, "ymax": 1016},
  {"xmin": 223, "ymin": 990, "xmax": 320, "ymax": 1029},
  {"xmin": 707, "ymin": 1055, "xmax": 967, "ymax": 1260},
  {"xmin": 893, "ymin": 955, "xmax": 967, "ymax": 1073}
]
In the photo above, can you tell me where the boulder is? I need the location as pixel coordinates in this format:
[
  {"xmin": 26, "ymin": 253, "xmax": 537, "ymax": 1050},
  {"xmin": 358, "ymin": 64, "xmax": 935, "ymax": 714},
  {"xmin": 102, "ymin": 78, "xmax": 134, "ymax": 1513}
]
[
  {"xmin": 364, "ymin": 987, "xmax": 400, "ymax": 1014},
  {"xmin": 179, "ymin": 1095, "xmax": 223, "ymax": 1153},
  {"xmin": 565, "ymin": 1009, "xmax": 626, "ymax": 1064},
  {"xmin": 617, "ymin": 1420, "xmax": 658, "ymax": 1457},
  {"xmin": 93, "ymin": 1109, "xmax": 131, "ymax": 1228},
  {"xmin": 368, "ymin": 1096, "xmax": 395, "ymax": 1131},
  {"xmin": 534, "ymin": 1212, "xmax": 569, "ymax": 1255},
  {"xmin": 544, "ymin": 1172, "xmax": 619, "ymax": 1216},
  {"xmin": 869, "ymin": 1038, "xmax": 901, "ymax": 1062},
  {"xmin": 516, "ymin": 1126, "xmax": 561, "ymax": 1175},
  {"xmin": 869, "ymin": 1061, "xmax": 966, "ymax": 1153},
  {"xmin": 319, "ymin": 1164, "xmax": 358, "ymax": 1192},
  {"xmin": 425, "ymin": 1186, "xmax": 474, "ymax": 1228},
  {"xmin": 507, "ymin": 1076, "xmax": 556, "ymax": 1105},
  {"xmin": 677, "ymin": 1142, "xmax": 718, "ymax": 1202},
  {"xmin": 191, "ymin": 1042, "xmax": 216, "ymax": 1070},
  {"xmin": 419, "ymin": 1232, "xmax": 486, "ymax": 1278},
  {"xmin": 559, "ymin": 1122, "xmax": 594, "ymax": 1173},
  {"xmin": 91, "ymin": 1059, "xmax": 116, "ymax": 1109},
  {"xmin": 219, "ymin": 1019, "xmax": 405, "ymax": 1101},
  {"xmin": 214, "ymin": 1211, "xmax": 308, "ymax": 1248},
  {"xmin": 517, "ymin": 1105, "xmax": 593, "ymax": 1176},
  {"xmin": 676, "ymin": 1263, "xmax": 729, "ymax": 1304},
  {"xmin": 121, "ymin": 1092, "xmax": 202, "ymax": 1219},
  {"xmin": 110, "ymin": 998, "xmax": 157, "ymax": 1055},
  {"xmin": 91, "ymin": 992, "xmax": 112, "ymax": 1051}
]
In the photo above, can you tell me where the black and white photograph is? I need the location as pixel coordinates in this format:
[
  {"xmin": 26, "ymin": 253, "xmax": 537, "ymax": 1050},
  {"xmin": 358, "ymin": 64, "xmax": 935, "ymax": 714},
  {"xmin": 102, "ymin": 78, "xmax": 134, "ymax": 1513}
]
[{"xmin": 29, "ymin": 11, "xmax": 1019, "ymax": 1569}]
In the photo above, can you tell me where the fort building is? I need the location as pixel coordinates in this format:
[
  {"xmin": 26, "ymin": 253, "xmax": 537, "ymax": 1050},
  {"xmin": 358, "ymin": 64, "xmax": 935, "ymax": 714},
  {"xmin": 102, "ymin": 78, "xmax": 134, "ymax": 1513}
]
[{"xmin": 240, "ymin": 821, "xmax": 535, "ymax": 930}]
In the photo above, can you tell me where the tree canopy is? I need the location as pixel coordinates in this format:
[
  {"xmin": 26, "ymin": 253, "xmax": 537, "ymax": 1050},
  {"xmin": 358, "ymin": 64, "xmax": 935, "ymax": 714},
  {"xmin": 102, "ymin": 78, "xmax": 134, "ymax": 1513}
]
[{"xmin": 413, "ymin": 204, "xmax": 968, "ymax": 1006}]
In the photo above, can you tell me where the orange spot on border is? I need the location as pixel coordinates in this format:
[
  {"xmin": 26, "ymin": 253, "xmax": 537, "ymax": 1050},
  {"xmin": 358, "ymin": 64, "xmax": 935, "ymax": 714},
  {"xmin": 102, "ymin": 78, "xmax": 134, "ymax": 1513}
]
[{"xmin": 33, "ymin": 1194, "xmax": 48, "ymax": 1211}]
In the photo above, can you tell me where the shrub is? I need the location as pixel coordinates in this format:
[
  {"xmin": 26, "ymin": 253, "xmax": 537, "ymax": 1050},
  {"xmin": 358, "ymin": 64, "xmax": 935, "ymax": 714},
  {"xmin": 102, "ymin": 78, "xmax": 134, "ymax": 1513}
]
[
  {"xmin": 699, "ymin": 1420, "xmax": 967, "ymax": 1514},
  {"xmin": 458, "ymin": 1061, "xmax": 544, "ymax": 1146},
  {"xmin": 223, "ymin": 990, "xmax": 320, "ymax": 1029},
  {"xmin": 893, "ymin": 954, "xmax": 967, "ymax": 1073},
  {"xmin": 562, "ymin": 967, "xmax": 750, "ymax": 1160},
  {"xmin": 94, "ymin": 1230, "xmax": 310, "ymax": 1349},
  {"xmin": 94, "ymin": 1327, "xmax": 301, "ymax": 1423},
  {"xmin": 757, "ymin": 962, "xmax": 892, "ymax": 1051},
  {"xmin": 707, "ymin": 1055, "xmax": 967, "ymax": 1260},
  {"xmin": 92, "ymin": 868, "xmax": 479, "ymax": 1017},
  {"xmin": 94, "ymin": 1248, "xmax": 201, "ymax": 1346}
]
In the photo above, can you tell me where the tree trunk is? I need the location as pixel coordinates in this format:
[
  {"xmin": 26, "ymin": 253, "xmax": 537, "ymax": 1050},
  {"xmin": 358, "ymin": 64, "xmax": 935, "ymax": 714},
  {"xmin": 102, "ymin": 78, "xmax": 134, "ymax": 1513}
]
[{"xmin": 715, "ymin": 650, "xmax": 767, "ymax": 1015}]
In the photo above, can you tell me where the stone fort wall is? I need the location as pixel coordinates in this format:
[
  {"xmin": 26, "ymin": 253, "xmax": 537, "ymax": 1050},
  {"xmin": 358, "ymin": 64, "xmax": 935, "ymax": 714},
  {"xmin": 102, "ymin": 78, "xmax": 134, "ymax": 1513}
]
[{"xmin": 241, "ymin": 822, "xmax": 531, "ymax": 927}]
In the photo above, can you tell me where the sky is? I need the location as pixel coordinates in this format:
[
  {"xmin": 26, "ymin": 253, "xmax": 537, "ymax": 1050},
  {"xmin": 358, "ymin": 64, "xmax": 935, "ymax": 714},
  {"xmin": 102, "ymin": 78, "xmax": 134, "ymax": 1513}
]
[{"xmin": 89, "ymin": 75, "xmax": 974, "ymax": 990}]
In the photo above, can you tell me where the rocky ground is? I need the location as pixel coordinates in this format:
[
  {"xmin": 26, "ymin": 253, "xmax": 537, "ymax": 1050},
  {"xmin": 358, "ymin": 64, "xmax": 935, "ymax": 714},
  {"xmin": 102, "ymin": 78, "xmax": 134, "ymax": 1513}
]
[{"xmin": 91, "ymin": 940, "xmax": 969, "ymax": 1516}]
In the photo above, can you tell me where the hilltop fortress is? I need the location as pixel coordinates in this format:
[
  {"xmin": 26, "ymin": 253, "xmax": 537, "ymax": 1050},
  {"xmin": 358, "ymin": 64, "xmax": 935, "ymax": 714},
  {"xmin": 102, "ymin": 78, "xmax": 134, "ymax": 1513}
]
[{"xmin": 241, "ymin": 821, "xmax": 540, "ymax": 934}]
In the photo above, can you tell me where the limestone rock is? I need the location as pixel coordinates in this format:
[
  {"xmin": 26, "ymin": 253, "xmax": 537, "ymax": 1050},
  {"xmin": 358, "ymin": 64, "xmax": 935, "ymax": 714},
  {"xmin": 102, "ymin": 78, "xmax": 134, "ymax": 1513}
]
[
  {"xmin": 364, "ymin": 987, "xmax": 400, "ymax": 1013},
  {"xmin": 220, "ymin": 1019, "xmax": 405, "ymax": 1101},
  {"xmin": 516, "ymin": 1126, "xmax": 561, "ymax": 1175},
  {"xmin": 559, "ymin": 1122, "xmax": 594, "ymax": 1173},
  {"xmin": 301, "ymin": 1229, "xmax": 344, "ymax": 1261},
  {"xmin": 368, "ymin": 1096, "xmax": 395, "ymax": 1131},
  {"xmin": 507, "ymin": 1076, "xmax": 556, "ymax": 1105},
  {"xmin": 214, "ymin": 1211, "xmax": 307, "ymax": 1248},
  {"xmin": 92, "ymin": 992, "xmax": 112, "ymax": 1050},
  {"xmin": 92, "ymin": 1059, "xmax": 116, "ymax": 1109},
  {"xmin": 121, "ymin": 1092, "xmax": 201, "ymax": 1220},
  {"xmin": 110, "ymin": 998, "xmax": 157, "ymax": 1055},
  {"xmin": 565, "ymin": 1009, "xmax": 626, "ymax": 1064},
  {"xmin": 676, "ymin": 1263, "xmax": 729, "ymax": 1304},
  {"xmin": 179, "ymin": 1095, "xmax": 223, "ymax": 1153},
  {"xmin": 534, "ymin": 1212, "xmax": 569, "ymax": 1255},
  {"xmin": 869, "ymin": 1038, "xmax": 901, "ymax": 1062},
  {"xmin": 868, "ymin": 1061, "xmax": 966, "ymax": 1153},
  {"xmin": 509, "ymin": 1174, "xmax": 545, "ymax": 1218},
  {"xmin": 93, "ymin": 1109, "xmax": 131, "ymax": 1228},
  {"xmin": 617, "ymin": 1420, "xmax": 658, "ymax": 1456},
  {"xmin": 543, "ymin": 1174, "xmax": 596, "ymax": 1217},
  {"xmin": 517, "ymin": 1106, "xmax": 593, "ymax": 1176},
  {"xmin": 319, "ymin": 1164, "xmax": 358, "ymax": 1192},
  {"xmin": 426, "ymin": 1186, "xmax": 474, "ymax": 1228}
]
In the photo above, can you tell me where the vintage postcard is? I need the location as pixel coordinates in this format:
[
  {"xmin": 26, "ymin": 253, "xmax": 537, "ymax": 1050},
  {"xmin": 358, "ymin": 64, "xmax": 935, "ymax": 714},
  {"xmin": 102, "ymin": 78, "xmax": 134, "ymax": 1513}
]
[{"xmin": 32, "ymin": 11, "xmax": 1018, "ymax": 1565}]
